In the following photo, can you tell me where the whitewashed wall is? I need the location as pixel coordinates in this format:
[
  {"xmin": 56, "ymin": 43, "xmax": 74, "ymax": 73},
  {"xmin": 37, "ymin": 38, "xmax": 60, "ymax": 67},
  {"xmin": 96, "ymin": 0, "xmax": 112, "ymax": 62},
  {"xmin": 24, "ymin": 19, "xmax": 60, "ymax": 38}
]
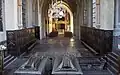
[
  {"xmin": 5, "ymin": 0, "xmax": 18, "ymax": 30},
  {"xmin": 100, "ymin": 0, "xmax": 114, "ymax": 30},
  {"xmin": 0, "ymin": 0, "xmax": 18, "ymax": 42},
  {"xmin": 26, "ymin": 0, "xmax": 33, "ymax": 28}
]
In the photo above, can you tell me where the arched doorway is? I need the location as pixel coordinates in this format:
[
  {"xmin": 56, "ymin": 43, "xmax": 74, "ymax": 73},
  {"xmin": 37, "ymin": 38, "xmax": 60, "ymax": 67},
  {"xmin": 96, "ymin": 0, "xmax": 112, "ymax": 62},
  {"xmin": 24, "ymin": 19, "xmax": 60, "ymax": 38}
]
[{"xmin": 47, "ymin": 1, "xmax": 73, "ymax": 35}]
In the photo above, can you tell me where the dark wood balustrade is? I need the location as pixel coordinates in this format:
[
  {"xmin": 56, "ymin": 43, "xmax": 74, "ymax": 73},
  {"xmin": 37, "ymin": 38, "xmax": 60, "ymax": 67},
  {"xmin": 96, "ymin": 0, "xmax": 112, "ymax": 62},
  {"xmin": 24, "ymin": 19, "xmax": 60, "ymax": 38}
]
[{"xmin": 81, "ymin": 26, "xmax": 113, "ymax": 55}]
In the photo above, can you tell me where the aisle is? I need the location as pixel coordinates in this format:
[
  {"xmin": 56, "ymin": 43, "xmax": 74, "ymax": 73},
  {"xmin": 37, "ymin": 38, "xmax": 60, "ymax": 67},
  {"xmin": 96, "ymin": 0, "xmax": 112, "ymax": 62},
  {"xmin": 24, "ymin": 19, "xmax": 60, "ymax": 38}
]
[{"xmin": 30, "ymin": 37, "xmax": 93, "ymax": 57}]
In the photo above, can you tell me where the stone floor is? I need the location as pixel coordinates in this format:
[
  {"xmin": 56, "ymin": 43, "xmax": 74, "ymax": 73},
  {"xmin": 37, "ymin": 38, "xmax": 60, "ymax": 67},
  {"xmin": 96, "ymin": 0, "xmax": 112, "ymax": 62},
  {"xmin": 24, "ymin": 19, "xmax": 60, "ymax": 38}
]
[{"xmin": 3, "ymin": 37, "xmax": 111, "ymax": 75}]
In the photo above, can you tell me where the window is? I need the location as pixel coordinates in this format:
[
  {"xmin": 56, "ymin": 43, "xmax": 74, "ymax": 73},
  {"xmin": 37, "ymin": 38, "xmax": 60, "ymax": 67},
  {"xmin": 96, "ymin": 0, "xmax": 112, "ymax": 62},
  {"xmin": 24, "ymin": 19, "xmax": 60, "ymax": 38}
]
[
  {"xmin": 92, "ymin": 0, "xmax": 100, "ymax": 28},
  {"xmin": 83, "ymin": 0, "xmax": 88, "ymax": 25},
  {"xmin": 96, "ymin": 0, "xmax": 100, "ymax": 24},
  {"xmin": 92, "ymin": 0, "xmax": 96, "ymax": 26},
  {"xmin": 22, "ymin": 0, "xmax": 26, "ymax": 28},
  {"xmin": 0, "ymin": 0, "xmax": 3, "ymax": 31}
]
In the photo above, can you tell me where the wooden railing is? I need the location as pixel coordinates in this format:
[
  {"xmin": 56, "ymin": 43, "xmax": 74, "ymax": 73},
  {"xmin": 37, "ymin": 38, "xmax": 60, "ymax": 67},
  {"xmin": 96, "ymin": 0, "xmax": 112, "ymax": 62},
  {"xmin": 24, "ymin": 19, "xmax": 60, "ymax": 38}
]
[
  {"xmin": 7, "ymin": 26, "xmax": 40, "ymax": 56},
  {"xmin": 81, "ymin": 26, "xmax": 113, "ymax": 55}
]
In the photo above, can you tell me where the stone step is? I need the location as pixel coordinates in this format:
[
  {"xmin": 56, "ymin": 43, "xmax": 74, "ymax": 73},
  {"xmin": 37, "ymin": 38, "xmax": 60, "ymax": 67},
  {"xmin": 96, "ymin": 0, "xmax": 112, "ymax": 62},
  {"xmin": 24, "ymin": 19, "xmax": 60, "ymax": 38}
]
[
  {"xmin": 111, "ymin": 52, "xmax": 119, "ymax": 59},
  {"xmin": 4, "ymin": 55, "xmax": 11, "ymax": 61},
  {"xmin": 107, "ymin": 53, "xmax": 118, "ymax": 64},
  {"xmin": 105, "ymin": 52, "xmax": 120, "ymax": 75},
  {"xmin": 83, "ymin": 70, "xmax": 112, "ymax": 75},
  {"xmin": 107, "ymin": 62, "xmax": 119, "ymax": 75},
  {"xmin": 4, "ymin": 55, "xmax": 17, "ymax": 69},
  {"xmin": 106, "ymin": 55, "xmax": 119, "ymax": 69}
]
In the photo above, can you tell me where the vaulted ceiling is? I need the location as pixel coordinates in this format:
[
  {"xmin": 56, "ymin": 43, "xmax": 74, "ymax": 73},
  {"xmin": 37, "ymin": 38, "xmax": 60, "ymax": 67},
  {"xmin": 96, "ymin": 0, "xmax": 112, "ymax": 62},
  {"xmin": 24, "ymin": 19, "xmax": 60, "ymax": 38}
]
[{"xmin": 39, "ymin": 0, "xmax": 79, "ymax": 15}]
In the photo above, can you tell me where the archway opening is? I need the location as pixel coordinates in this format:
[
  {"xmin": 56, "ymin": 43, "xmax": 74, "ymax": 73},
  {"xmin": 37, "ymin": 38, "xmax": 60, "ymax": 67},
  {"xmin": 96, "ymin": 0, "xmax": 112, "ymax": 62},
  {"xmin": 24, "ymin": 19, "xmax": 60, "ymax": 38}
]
[{"xmin": 47, "ymin": 1, "xmax": 73, "ymax": 35}]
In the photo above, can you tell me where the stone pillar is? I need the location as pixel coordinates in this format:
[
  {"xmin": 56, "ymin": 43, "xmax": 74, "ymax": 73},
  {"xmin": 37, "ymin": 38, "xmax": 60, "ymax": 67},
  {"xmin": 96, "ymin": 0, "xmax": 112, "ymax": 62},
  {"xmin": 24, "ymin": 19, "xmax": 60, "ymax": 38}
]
[
  {"xmin": 35, "ymin": 1, "xmax": 38, "ymax": 26},
  {"xmin": 38, "ymin": 0, "xmax": 44, "ymax": 39},
  {"xmin": 80, "ymin": 0, "xmax": 84, "ymax": 26},
  {"xmin": 38, "ymin": 9, "xmax": 43, "ymax": 39},
  {"xmin": 0, "ymin": 0, "xmax": 6, "ymax": 41},
  {"xmin": 73, "ymin": 12, "xmax": 77, "ymax": 37},
  {"xmin": 78, "ymin": 1, "xmax": 82, "ymax": 39},
  {"xmin": 41, "ymin": 3, "xmax": 46, "ymax": 39},
  {"xmin": 76, "ymin": 1, "xmax": 81, "ymax": 39},
  {"xmin": 32, "ymin": 0, "xmax": 36, "ymax": 26},
  {"xmin": 17, "ymin": 0, "xmax": 23, "ymax": 29},
  {"xmin": 114, "ymin": 0, "xmax": 120, "ymax": 36},
  {"xmin": 96, "ymin": 0, "xmax": 100, "ymax": 27},
  {"xmin": 74, "ymin": 3, "xmax": 80, "ymax": 39},
  {"xmin": 113, "ymin": 0, "xmax": 120, "ymax": 50},
  {"xmin": 87, "ymin": 0, "xmax": 92, "ymax": 27},
  {"xmin": 79, "ymin": 0, "xmax": 85, "ymax": 39},
  {"xmin": 5, "ymin": 0, "xmax": 18, "ymax": 30},
  {"xmin": 83, "ymin": 0, "xmax": 87, "ymax": 26}
]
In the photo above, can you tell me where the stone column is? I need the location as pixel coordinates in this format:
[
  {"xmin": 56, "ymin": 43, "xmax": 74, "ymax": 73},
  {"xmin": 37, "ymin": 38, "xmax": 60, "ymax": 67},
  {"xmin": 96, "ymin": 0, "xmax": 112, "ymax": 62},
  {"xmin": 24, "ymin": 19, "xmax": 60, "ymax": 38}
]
[
  {"xmin": 17, "ymin": 0, "xmax": 23, "ymax": 29},
  {"xmin": 83, "ymin": 0, "xmax": 87, "ymax": 26},
  {"xmin": 114, "ymin": 0, "xmax": 120, "ymax": 36},
  {"xmin": 32, "ymin": 0, "xmax": 36, "ymax": 26},
  {"xmin": 87, "ymin": 0, "xmax": 92, "ymax": 27},
  {"xmin": 41, "ymin": 2, "xmax": 46, "ymax": 39},
  {"xmin": 38, "ymin": 0, "xmax": 44, "ymax": 39},
  {"xmin": 113, "ymin": 0, "xmax": 120, "ymax": 50},
  {"xmin": 74, "ymin": 3, "xmax": 80, "ymax": 39},
  {"xmin": 78, "ymin": 0, "xmax": 82, "ymax": 39},
  {"xmin": 0, "ymin": 0, "xmax": 6, "ymax": 41},
  {"xmin": 35, "ymin": 1, "xmax": 38, "ymax": 26},
  {"xmin": 80, "ymin": 0, "xmax": 84, "ymax": 26}
]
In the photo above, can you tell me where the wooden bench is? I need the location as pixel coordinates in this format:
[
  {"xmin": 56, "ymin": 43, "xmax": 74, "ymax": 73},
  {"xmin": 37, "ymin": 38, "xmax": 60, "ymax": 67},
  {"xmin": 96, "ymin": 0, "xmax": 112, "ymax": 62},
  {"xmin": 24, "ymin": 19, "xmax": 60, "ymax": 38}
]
[{"xmin": 64, "ymin": 32, "xmax": 73, "ymax": 37}]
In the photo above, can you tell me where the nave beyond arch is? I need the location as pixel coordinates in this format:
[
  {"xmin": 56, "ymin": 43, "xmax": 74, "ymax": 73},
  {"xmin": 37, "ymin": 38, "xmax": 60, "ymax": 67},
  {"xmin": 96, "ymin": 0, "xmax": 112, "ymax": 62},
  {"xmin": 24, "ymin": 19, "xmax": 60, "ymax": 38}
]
[{"xmin": 0, "ymin": 0, "xmax": 120, "ymax": 75}]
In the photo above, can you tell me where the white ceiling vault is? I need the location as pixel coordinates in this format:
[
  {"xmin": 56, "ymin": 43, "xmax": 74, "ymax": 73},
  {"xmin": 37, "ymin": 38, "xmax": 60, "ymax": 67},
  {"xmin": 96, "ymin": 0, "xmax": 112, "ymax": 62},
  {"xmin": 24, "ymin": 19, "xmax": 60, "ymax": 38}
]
[{"xmin": 38, "ymin": 0, "xmax": 80, "ymax": 14}]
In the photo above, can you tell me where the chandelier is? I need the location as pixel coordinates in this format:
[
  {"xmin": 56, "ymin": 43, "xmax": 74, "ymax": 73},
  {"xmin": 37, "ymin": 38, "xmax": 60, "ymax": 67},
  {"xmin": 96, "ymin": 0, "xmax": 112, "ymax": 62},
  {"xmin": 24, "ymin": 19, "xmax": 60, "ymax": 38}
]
[{"xmin": 48, "ymin": 0, "xmax": 66, "ymax": 18}]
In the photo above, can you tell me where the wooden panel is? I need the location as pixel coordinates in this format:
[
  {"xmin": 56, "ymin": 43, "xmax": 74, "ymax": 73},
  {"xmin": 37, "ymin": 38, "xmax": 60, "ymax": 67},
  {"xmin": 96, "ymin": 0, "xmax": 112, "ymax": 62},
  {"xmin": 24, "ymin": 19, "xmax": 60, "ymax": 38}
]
[
  {"xmin": 7, "ymin": 26, "xmax": 40, "ymax": 56},
  {"xmin": 81, "ymin": 26, "xmax": 113, "ymax": 55}
]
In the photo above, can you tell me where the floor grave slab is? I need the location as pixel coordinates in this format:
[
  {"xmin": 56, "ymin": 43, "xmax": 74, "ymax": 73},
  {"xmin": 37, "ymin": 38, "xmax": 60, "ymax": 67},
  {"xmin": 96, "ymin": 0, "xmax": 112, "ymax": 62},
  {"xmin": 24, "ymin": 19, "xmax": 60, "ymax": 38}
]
[
  {"xmin": 14, "ymin": 56, "xmax": 48, "ymax": 75},
  {"xmin": 52, "ymin": 54, "xmax": 83, "ymax": 75}
]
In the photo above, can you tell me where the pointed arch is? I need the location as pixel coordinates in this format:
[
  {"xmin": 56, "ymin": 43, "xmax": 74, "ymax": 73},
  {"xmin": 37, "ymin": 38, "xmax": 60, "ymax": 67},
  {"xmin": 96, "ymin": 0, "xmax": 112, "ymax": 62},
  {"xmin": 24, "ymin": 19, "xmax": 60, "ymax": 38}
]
[{"xmin": 49, "ymin": 1, "xmax": 74, "ymax": 33}]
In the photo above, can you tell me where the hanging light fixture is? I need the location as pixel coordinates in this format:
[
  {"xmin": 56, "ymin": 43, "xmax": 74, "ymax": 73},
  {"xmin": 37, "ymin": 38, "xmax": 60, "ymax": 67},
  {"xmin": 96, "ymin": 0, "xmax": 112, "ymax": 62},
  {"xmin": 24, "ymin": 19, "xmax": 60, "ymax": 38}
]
[{"xmin": 48, "ymin": 0, "xmax": 66, "ymax": 19}]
